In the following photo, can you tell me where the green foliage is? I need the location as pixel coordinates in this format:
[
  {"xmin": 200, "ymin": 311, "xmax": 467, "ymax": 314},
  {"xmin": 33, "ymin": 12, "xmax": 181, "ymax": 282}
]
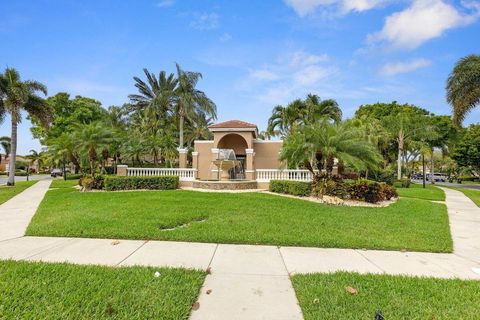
[
  {"xmin": 393, "ymin": 178, "xmax": 411, "ymax": 188},
  {"xmin": 79, "ymin": 174, "xmax": 104, "ymax": 190},
  {"xmin": 446, "ymin": 54, "xmax": 480, "ymax": 126},
  {"xmin": 104, "ymin": 176, "xmax": 179, "ymax": 191},
  {"xmin": 65, "ymin": 173, "xmax": 83, "ymax": 180},
  {"xmin": 269, "ymin": 180, "xmax": 312, "ymax": 197},
  {"xmin": 452, "ymin": 124, "xmax": 480, "ymax": 172}
]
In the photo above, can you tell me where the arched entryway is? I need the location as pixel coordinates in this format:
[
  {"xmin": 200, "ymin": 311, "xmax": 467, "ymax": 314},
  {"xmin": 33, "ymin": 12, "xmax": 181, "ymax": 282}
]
[{"xmin": 216, "ymin": 133, "xmax": 248, "ymax": 179}]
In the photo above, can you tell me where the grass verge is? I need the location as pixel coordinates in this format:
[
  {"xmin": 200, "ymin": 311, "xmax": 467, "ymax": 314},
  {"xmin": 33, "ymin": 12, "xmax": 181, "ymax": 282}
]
[
  {"xmin": 446, "ymin": 186, "xmax": 480, "ymax": 207},
  {"xmin": 0, "ymin": 180, "xmax": 37, "ymax": 204},
  {"xmin": 292, "ymin": 272, "xmax": 480, "ymax": 320},
  {"xmin": 27, "ymin": 183, "xmax": 453, "ymax": 252},
  {"xmin": 396, "ymin": 183, "xmax": 445, "ymax": 201},
  {"xmin": 0, "ymin": 260, "xmax": 205, "ymax": 319}
]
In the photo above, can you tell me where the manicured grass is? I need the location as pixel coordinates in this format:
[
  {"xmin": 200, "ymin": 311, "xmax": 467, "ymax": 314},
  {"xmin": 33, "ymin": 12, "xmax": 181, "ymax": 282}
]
[
  {"xmin": 396, "ymin": 183, "xmax": 445, "ymax": 201},
  {"xmin": 27, "ymin": 185, "xmax": 453, "ymax": 252},
  {"xmin": 0, "ymin": 180, "xmax": 37, "ymax": 204},
  {"xmin": 447, "ymin": 187, "xmax": 480, "ymax": 207},
  {"xmin": 0, "ymin": 260, "xmax": 205, "ymax": 319},
  {"xmin": 292, "ymin": 272, "xmax": 480, "ymax": 320}
]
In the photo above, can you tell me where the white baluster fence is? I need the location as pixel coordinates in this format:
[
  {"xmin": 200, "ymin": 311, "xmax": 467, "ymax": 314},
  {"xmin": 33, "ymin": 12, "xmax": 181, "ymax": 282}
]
[
  {"xmin": 256, "ymin": 169, "xmax": 316, "ymax": 182},
  {"xmin": 126, "ymin": 167, "xmax": 196, "ymax": 181}
]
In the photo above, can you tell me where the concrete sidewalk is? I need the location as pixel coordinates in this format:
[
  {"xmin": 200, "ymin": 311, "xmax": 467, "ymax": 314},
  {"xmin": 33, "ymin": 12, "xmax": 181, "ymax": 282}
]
[{"xmin": 0, "ymin": 182, "xmax": 479, "ymax": 319}]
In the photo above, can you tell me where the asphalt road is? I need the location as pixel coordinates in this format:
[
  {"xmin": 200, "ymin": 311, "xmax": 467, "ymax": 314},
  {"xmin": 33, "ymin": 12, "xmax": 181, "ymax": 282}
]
[
  {"xmin": 0, "ymin": 175, "xmax": 52, "ymax": 185},
  {"xmin": 412, "ymin": 179, "xmax": 480, "ymax": 190}
]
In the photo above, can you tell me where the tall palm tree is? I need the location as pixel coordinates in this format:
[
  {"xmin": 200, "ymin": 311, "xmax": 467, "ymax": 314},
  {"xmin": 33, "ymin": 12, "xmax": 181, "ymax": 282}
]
[
  {"xmin": 0, "ymin": 68, "xmax": 50, "ymax": 185},
  {"xmin": 280, "ymin": 119, "xmax": 382, "ymax": 178},
  {"xmin": 0, "ymin": 136, "xmax": 11, "ymax": 164},
  {"xmin": 184, "ymin": 111, "xmax": 214, "ymax": 146},
  {"xmin": 128, "ymin": 68, "xmax": 177, "ymax": 119},
  {"xmin": 447, "ymin": 55, "xmax": 480, "ymax": 126},
  {"xmin": 175, "ymin": 63, "xmax": 217, "ymax": 149}
]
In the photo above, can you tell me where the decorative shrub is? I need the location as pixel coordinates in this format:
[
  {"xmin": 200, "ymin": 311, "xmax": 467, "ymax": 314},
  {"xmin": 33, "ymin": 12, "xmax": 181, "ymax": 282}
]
[
  {"xmin": 341, "ymin": 172, "xmax": 359, "ymax": 180},
  {"xmin": 65, "ymin": 173, "xmax": 83, "ymax": 180},
  {"xmin": 313, "ymin": 178, "xmax": 349, "ymax": 199},
  {"xmin": 79, "ymin": 174, "xmax": 104, "ymax": 191},
  {"xmin": 269, "ymin": 180, "xmax": 312, "ymax": 197},
  {"xmin": 379, "ymin": 182, "xmax": 398, "ymax": 200},
  {"xmin": 104, "ymin": 176, "xmax": 179, "ymax": 191},
  {"xmin": 393, "ymin": 178, "xmax": 411, "ymax": 188}
]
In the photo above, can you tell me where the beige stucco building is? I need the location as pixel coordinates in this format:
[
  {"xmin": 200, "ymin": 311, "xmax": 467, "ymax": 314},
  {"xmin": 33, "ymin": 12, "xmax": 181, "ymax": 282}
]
[{"xmin": 192, "ymin": 120, "xmax": 283, "ymax": 187}]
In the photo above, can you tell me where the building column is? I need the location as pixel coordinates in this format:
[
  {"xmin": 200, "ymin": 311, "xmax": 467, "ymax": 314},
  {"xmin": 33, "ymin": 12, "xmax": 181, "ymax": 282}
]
[
  {"xmin": 178, "ymin": 148, "xmax": 187, "ymax": 168},
  {"xmin": 192, "ymin": 151, "xmax": 199, "ymax": 179},
  {"xmin": 211, "ymin": 148, "xmax": 219, "ymax": 179},
  {"xmin": 245, "ymin": 148, "xmax": 255, "ymax": 180},
  {"xmin": 117, "ymin": 165, "xmax": 128, "ymax": 176}
]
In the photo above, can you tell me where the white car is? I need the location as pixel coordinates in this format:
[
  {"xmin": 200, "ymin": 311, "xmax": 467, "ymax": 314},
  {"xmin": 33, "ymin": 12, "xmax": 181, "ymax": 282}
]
[{"xmin": 426, "ymin": 173, "xmax": 447, "ymax": 182}]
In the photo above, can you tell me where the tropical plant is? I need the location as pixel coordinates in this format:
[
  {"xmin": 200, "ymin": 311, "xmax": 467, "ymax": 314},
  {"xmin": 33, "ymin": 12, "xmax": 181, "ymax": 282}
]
[
  {"xmin": 46, "ymin": 133, "xmax": 80, "ymax": 173},
  {"xmin": 446, "ymin": 55, "xmax": 480, "ymax": 126},
  {"xmin": 73, "ymin": 122, "xmax": 113, "ymax": 175},
  {"xmin": 301, "ymin": 94, "xmax": 342, "ymax": 124},
  {"xmin": 26, "ymin": 149, "xmax": 43, "ymax": 172},
  {"xmin": 0, "ymin": 67, "xmax": 51, "ymax": 185},
  {"xmin": 280, "ymin": 119, "xmax": 382, "ymax": 178},
  {"xmin": 174, "ymin": 63, "xmax": 217, "ymax": 149}
]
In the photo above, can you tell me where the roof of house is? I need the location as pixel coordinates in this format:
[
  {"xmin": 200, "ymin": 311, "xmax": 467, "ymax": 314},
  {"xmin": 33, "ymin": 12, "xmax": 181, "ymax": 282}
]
[{"xmin": 208, "ymin": 120, "xmax": 257, "ymax": 129}]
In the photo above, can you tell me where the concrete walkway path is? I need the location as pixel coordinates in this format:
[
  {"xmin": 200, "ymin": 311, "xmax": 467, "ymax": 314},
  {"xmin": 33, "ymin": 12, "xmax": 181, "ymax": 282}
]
[{"xmin": 0, "ymin": 182, "xmax": 479, "ymax": 319}]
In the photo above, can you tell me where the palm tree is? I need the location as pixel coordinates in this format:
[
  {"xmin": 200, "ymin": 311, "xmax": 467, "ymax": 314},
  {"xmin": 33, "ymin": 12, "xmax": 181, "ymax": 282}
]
[
  {"xmin": 447, "ymin": 55, "xmax": 480, "ymax": 126},
  {"xmin": 184, "ymin": 111, "xmax": 214, "ymax": 146},
  {"xmin": 26, "ymin": 149, "xmax": 43, "ymax": 173},
  {"xmin": 267, "ymin": 99, "xmax": 304, "ymax": 137},
  {"xmin": 0, "ymin": 68, "xmax": 50, "ymax": 185},
  {"xmin": 128, "ymin": 69, "xmax": 177, "ymax": 118},
  {"xmin": 73, "ymin": 122, "xmax": 113, "ymax": 175},
  {"xmin": 302, "ymin": 94, "xmax": 342, "ymax": 124},
  {"xmin": 175, "ymin": 63, "xmax": 217, "ymax": 149},
  {"xmin": 46, "ymin": 133, "xmax": 80, "ymax": 174},
  {"xmin": 0, "ymin": 136, "xmax": 11, "ymax": 164},
  {"xmin": 280, "ymin": 119, "xmax": 382, "ymax": 178}
]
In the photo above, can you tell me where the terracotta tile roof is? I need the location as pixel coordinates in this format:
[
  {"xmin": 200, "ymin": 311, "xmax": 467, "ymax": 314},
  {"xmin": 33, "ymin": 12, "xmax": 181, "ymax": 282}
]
[{"xmin": 208, "ymin": 120, "xmax": 257, "ymax": 129}]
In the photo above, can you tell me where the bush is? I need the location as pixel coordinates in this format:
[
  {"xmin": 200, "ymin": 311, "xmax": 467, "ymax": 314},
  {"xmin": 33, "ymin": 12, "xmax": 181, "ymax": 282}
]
[
  {"xmin": 365, "ymin": 182, "xmax": 383, "ymax": 203},
  {"xmin": 313, "ymin": 178, "xmax": 349, "ymax": 199},
  {"xmin": 79, "ymin": 174, "xmax": 104, "ymax": 191},
  {"xmin": 104, "ymin": 176, "xmax": 179, "ymax": 191},
  {"xmin": 65, "ymin": 173, "xmax": 83, "ymax": 180},
  {"xmin": 269, "ymin": 180, "xmax": 311, "ymax": 197},
  {"xmin": 393, "ymin": 178, "xmax": 411, "ymax": 188},
  {"xmin": 379, "ymin": 182, "xmax": 398, "ymax": 200}
]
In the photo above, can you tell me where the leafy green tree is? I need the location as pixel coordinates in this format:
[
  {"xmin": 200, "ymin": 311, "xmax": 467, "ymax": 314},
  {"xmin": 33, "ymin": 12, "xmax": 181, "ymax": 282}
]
[
  {"xmin": 280, "ymin": 119, "xmax": 382, "ymax": 178},
  {"xmin": 31, "ymin": 93, "xmax": 107, "ymax": 143},
  {"xmin": 447, "ymin": 55, "xmax": 480, "ymax": 126},
  {"xmin": 0, "ymin": 67, "xmax": 51, "ymax": 185},
  {"xmin": 452, "ymin": 124, "xmax": 480, "ymax": 174},
  {"xmin": 175, "ymin": 63, "xmax": 217, "ymax": 149},
  {"xmin": 267, "ymin": 99, "xmax": 303, "ymax": 138},
  {"xmin": 46, "ymin": 133, "xmax": 80, "ymax": 173},
  {"xmin": 301, "ymin": 94, "xmax": 342, "ymax": 124}
]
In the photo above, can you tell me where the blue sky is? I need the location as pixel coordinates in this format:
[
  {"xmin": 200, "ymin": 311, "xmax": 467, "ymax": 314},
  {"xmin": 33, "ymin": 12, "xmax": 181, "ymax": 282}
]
[{"xmin": 1, "ymin": 0, "xmax": 479, "ymax": 154}]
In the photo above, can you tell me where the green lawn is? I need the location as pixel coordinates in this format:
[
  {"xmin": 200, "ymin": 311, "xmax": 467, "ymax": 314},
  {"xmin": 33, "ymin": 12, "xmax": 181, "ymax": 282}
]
[
  {"xmin": 292, "ymin": 272, "xmax": 480, "ymax": 320},
  {"xmin": 0, "ymin": 180, "xmax": 37, "ymax": 204},
  {"xmin": 396, "ymin": 183, "xmax": 445, "ymax": 201},
  {"xmin": 0, "ymin": 260, "xmax": 204, "ymax": 319},
  {"xmin": 27, "ymin": 180, "xmax": 453, "ymax": 252},
  {"xmin": 447, "ymin": 187, "xmax": 480, "ymax": 207}
]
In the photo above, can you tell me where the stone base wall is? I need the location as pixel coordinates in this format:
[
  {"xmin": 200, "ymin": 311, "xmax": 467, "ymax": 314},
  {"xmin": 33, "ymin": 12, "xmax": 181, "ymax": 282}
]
[{"xmin": 192, "ymin": 180, "xmax": 258, "ymax": 190}]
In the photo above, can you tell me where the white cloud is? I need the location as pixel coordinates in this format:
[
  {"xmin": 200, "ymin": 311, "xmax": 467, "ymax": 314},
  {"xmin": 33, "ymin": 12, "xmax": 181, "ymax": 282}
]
[
  {"xmin": 219, "ymin": 32, "xmax": 232, "ymax": 42},
  {"xmin": 156, "ymin": 0, "xmax": 175, "ymax": 8},
  {"xmin": 284, "ymin": 0, "xmax": 386, "ymax": 16},
  {"xmin": 249, "ymin": 69, "xmax": 280, "ymax": 81},
  {"xmin": 379, "ymin": 58, "xmax": 431, "ymax": 76},
  {"xmin": 190, "ymin": 13, "xmax": 219, "ymax": 30},
  {"xmin": 243, "ymin": 50, "xmax": 336, "ymax": 104},
  {"xmin": 369, "ymin": 0, "xmax": 480, "ymax": 50}
]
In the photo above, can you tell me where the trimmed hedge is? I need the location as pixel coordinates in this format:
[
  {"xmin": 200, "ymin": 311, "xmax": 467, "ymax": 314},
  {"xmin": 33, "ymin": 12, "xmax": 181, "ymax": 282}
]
[
  {"xmin": 104, "ymin": 176, "xmax": 179, "ymax": 191},
  {"xmin": 269, "ymin": 180, "xmax": 312, "ymax": 197}
]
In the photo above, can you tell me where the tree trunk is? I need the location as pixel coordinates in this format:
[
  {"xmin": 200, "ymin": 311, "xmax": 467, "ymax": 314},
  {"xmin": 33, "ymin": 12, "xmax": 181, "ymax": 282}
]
[
  {"xmin": 430, "ymin": 148, "xmax": 435, "ymax": 184},
  {"xmin": 179, "ymin": 112, "xmax": 185, "ymax": 149},
  {"xmin": 7, "ymin": 118, "xmax": 17, "ymax": 186},
  {"xmin": 397, "ymin": 129, "xmax": 404, "ymax": 180}
]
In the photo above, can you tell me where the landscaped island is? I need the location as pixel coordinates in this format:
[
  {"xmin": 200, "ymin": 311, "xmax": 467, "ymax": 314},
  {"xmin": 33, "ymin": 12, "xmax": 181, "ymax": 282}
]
[{"xmin": 26, "ymin": 180, "xmax": 452, "ymax": 252}]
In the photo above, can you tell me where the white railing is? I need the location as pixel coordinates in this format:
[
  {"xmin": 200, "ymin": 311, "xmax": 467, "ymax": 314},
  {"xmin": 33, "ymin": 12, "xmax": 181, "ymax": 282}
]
[
  {"xmin": 256, "ymin": 169, "xmax": 316, "ymax": 182},
  {"xmin": 127, "ymin": 168, "xmax": 196, "ymax": 181}
]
